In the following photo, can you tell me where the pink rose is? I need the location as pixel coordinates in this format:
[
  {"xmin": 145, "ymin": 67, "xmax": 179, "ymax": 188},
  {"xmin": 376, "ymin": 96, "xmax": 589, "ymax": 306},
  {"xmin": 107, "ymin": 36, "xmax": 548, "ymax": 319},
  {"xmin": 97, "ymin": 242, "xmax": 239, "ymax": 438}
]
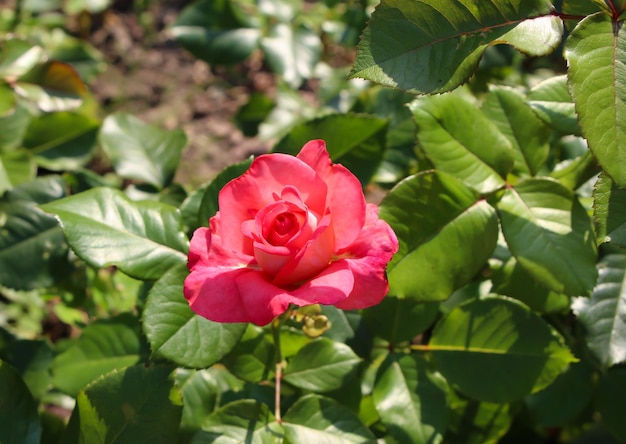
[{"xmin": 184, "ymin": 140, "xmax": 399, "ymax": 326}]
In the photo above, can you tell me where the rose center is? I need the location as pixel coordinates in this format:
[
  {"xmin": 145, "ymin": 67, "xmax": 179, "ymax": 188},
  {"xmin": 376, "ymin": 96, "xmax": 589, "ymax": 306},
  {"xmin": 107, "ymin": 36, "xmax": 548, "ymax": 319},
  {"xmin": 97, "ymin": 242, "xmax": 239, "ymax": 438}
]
[{"xmin": 273, "ymin": 213, "xmax": 296, "ymax": 236}]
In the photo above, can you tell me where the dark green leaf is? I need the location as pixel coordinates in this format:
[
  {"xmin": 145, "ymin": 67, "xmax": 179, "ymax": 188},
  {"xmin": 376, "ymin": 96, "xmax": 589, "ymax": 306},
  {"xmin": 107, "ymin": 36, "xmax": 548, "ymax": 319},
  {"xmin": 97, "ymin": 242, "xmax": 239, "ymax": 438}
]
[
  {"xmin": 349, "ymin": 0, "xmax": 560, "ymax": 94},
  {"xmin": 550, "ymin": 150, "xmax": 599, "ymax": 191},
  {"xmin": 0, "ymin": 360, "xmax": 41, "ymax": 444},
  {"xmin": 52, "ymin": 313, "xmax": 146, "ymax": 396},
  {"xmin": 100, "ymin": 113, "xmax": 187, "ymax": 189},
  {"xmin": 196, "ymin": 158, "xmax": 253, "ymax": 230},
  {"xmin": 283, "ymin": 338, "xmax": 361, "ymax": 392},
  {"xmin": 234, "ymin": 92, "xmax": 275, "ymax": 137},
  {"xmin": 373, "ymin": 353, "xmax": 448, "ymax": 443},
  {"xmin": 481, "ymin": 86, "xmax": 550, "ymax": 176},
  {"xmin": 142, "ymin": 264, "xmax": 247, "ymax": 368},
  {"xmin": 40, "ymin": 187, "xmax": 188, "ymax": 280},
  {"xmin": 430, "ymin": 297, "xmax": 576, "ymax": 403},
  {"xmin": 177, "ymin": 368, "xmax": 220, "ymax": 443},
  {"xmin": 572, "ymin": 254, "xmax": 626, "ymax": 368},
  {"xmin": 527, "ymin": 75, "xmax": 581, "ymax": 135},
  {"xmin": 22, "ymin": 111, "xmax": 98, "ymax": 171},
  {"xmin": 410, "ymin": 93, "xmax": 513, "ymax": 193},
  {"xmin": 192, "ymin": 400, "xmax": 283, "ymax": 443},
  {"xmin": 597, "ymin": 367, "xmax": 626, "ymax": 443},
  {"xmin": 362, "ymin": 296, "xmax": 438, "ymax": 344},
  {"xmin": 221, "ymin": 324, "xmax": 274, "ymax": 383},
  {"xmin": 63, "ymin": 365, "xmax": 182, "ymax": 444},
  {"xmin": 594, "ymin": 173, "xmax": 626, "ymax": 247},
  {"xmin": 380, "ymin": 171, "xmax": 498, "ymax": 301},
  {"xmin": 282, "ymin": 394, "xmax": 376, "ymax": 443},
  {"xmin": 497, "ymin": 178, "xmax": 597, "ymax": 296},
  {"xmin": 564, "ymin": 12, "xmax": 626, "ymax": 186},
  {"xmin": 3, "ymin": 338, "xmax": 54, "ymax": 399},
  {"xmin": 273, "ymin": 113, "xmax": 388, "ymax": 186}
]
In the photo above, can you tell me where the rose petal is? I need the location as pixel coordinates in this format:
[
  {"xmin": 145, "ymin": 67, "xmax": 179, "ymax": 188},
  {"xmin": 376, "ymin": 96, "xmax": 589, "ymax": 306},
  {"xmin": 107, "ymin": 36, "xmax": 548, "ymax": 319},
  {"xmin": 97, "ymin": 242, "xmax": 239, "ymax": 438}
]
[
  {"xmin": 218, "ymin": 153, "xmax": 328, "ymax": 253},
  {"xmin": 333, "ymin": 204, "xmax": 399, "ymax": 310},
  {"xmin": 298, "ymin": 140, "xmax": 366, "ymax": 249}
]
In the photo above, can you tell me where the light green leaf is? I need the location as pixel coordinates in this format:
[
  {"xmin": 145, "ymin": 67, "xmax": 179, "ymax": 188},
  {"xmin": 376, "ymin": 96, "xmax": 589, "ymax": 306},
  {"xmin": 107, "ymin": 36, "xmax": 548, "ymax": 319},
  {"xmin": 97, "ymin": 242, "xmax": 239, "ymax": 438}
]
[
  {"xmin": 0, "ymin": 150, "xmax": 35, "ymax": 194},
  {"xmin": 192, "ymin": 400, "xmax": 284, "ymax": 444},
  {"xmin": 380, "ymin": 171, "xmax": 498, "ymax": 301},
  {"xmin": 373, "ymin": 353, "xmax": 448, "ymax": 444},
  {"xmin": 273, "ymin": 113, "xmax": 388, "ymax": 186},
  {"xmin": 0, "ymin": 102, "xmax": 31, "ymax": 152},
  {"xmin": 410, "ymin": 93, "xmax": 513, "ymax": 193},
  {"xmin": 594, "ymin": 172, "xmax": 626, "ymax": 247},
  {"xmin": 564, "ymin": 12, "xmax": 626, "ymax": 186},
  {"xmin": 52, "ymin": 313, "xmax": 146, "ymax": 396},
  {"xmin": 62, "ymin": 365, "xmax": 182, "ymax": 444},
  {"xmin": 40, "ymin": 187, "xmax": 189, "ymax": 281},
  {"xmin": 282, "ymin": 394, "xmax": 376, "ymax": 443},
  {"xmin": 572, "ymin": 254, "xmax": 626, "ymax": 368},
  {"xmin": 142, "ymin": 264, "xmax": 246, "ymax": 369},
  {"xmin": 481, "ymin": 86, "xmax": 550, "ymax": 176},
  {"xmin": 430, "ymin": 296, "xmax": 576, "ymax": 403},
  {"xmin": 497, "ymin": 178, "xmax": 597, "ymax": 296},
  {"xmin": 527, "ymin": 75, "xmax": 580, "ymax": 135},
  {"xmin": 0, "ymin": 81, "xmax": 16, "ymax": 116},
  {"xmin": 176, "ymin": 368, "xmax": 220, "ymax": 443},
  {"xmin": 261, "ymin": 23, "xmax": 321, "ymax": 88},
  {"xmin": 0, "ymin": 39, "xmax": 45, "ymax": 78},
  {"xmin": 349, "ymin": 0, "xmax": 560, "ymax": 94},
  {"xmin": 22, "ymin": 111, "xmax": 99, "ymax": 171},
  {"xmin": 283, "ymin": 338, "xmax": 361, "ymax": 392},
  {"xmin": 0, "ymin": 360, "xmax": 41, "ymax": 444},
  {"xmin": 100, "ymin": 113, "xmax": 187, "ymax": 189}
]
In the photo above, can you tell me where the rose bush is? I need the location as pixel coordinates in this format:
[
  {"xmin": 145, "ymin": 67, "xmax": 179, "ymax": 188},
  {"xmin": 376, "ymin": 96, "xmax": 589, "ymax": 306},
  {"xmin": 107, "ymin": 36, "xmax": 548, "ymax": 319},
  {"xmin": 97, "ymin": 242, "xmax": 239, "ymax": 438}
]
[{"xmin": 184, "ymin": 139, "xmax": 399, "ymax": 325}]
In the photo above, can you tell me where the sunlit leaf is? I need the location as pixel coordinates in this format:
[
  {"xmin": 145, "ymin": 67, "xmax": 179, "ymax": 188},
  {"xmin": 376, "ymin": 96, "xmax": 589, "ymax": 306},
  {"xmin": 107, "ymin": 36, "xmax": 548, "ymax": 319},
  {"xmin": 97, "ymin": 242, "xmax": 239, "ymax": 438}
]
[
  {"xmin": 564, "ymin": 11, "xmax": 626, "ymax": 186},
  {"xmin": 527, "ymin": 75, "xmax": 580, "ymax": 135},
  {"xmin": 40, "ymin": 187, "xmax": 189, "ymax": 280},
  {"xmin": 594, "ymin": 172, "xmax": 626, "ymax": 247},
  {"xmin": 430, "ymin": 296, "xmax": 576, "ymax": 403},
  {"xmin": 0, "ymin": 39, "xmax": 44, "ymax": 78},
  {"xmin": 572, "ymin": 254, "xmax": 626, "ymax": 368}
]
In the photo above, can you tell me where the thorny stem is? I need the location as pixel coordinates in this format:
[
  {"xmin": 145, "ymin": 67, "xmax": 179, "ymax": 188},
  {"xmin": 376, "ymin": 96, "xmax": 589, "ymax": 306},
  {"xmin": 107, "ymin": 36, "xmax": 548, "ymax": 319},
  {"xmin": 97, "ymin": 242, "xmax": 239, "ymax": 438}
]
[{"xmin": 271, "ymin": 311, "xmax": 288, "ymax": 424}]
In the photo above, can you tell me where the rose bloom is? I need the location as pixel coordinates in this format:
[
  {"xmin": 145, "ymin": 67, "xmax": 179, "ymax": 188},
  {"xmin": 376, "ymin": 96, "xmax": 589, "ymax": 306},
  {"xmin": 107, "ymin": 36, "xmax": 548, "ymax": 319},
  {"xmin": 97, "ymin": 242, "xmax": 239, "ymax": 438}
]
[{"xmin": 184, "ymin": 140, "xmax": 399, "ymax": 326}]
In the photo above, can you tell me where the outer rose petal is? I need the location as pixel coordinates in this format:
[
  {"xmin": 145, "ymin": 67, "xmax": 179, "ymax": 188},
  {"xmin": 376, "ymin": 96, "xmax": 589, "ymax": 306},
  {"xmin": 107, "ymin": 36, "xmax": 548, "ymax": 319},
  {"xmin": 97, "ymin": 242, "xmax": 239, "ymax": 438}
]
[
  {"xmin": 218, "ymin": 153, "xmax": 328, "ymax": 253},
  {"xmin": 298, "ymin": 140, "xmax": 366, "ymax": 249},
  {"xmin": 333, "ymin": 204, "xmax": 399, "ymax": 310},
  {"xmin": 235, "ymin": 261, "xmax": 354, "ymax": 325}
]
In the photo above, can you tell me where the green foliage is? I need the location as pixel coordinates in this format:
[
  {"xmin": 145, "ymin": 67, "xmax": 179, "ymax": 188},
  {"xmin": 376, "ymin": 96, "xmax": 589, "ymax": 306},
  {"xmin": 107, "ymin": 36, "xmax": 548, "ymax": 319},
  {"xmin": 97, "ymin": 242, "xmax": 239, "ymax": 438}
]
[{"xmin": 5, "ymin": 0, "xmax": 626, "ymax": 442}]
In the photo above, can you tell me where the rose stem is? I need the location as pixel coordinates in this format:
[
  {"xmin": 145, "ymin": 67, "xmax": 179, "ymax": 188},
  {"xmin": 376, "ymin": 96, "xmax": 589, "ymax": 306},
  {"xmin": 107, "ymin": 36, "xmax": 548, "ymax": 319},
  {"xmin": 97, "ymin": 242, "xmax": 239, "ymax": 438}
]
[{"xmin": 271, "ymin": 313, "xmax": 286, "ymax": 424}]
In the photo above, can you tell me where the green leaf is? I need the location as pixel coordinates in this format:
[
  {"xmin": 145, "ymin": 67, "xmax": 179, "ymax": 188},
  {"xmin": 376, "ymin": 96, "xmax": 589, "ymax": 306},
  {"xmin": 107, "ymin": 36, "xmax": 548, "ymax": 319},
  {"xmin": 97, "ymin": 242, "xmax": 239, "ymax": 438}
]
[
  {"xmin": 0, "ymin": 360, "xmax": 41, "ymax": 444},
  {"xmin": 525, "ymin": 361, "xmax": 593, "ymax": 428},
  {"xmin": 261, "ymin": 23, "xmax": 321, "ymax": 88},
  {"xmin": 64, "ymin": 0, "xmax": 112, "ymax": 14},
  {"xmin": 15, "ymin": 61, "xmax": 86, "ymax": 112},
  {"xmin": 0, "ymin": 81, "xmax": 16, "ymax": 116},
  {"xmin": 0, "ymin": 150, "xmax": 35, "ymax": 193},
  {"xmin": 234, "ymin": 92, "xmax": 275, "ymax": 137},
  {"xmin": 481, "ymin": 86, "xmax": 550, "ymax": 176},
  {"xmin": 564, "ymin": 12, "xmax": 626, "ymax": 186},
  {"xmin": 191, "ymin": 400, "xmax": 284, "ymax": 443},
  {"xmin": 63, "ymin": 365, "xmax": 182, "ymax": 444},
  {"xmin": 22, "ymin": 111, "xmax": 98, "ymax": 171},
  {"xmin": 100, "ymin": 113, "xmax": 187, "ymax": 189},
  {"xmin": 273, "ymin": 113, "xmax": 388, "ymax": 186},
  {"xmin": 380, "ymin": 171, "xmax": 498, "ymax": 301},
  {"xmin": 527, "ymin": 75, "xmax": 581, "ymax": 135},
  {"xmin": 572, "ymin": 254, "xmax": 626, "ymax": 368},
  {"xmin": 349, "ymin": 0, "xmax": 560, "ymax": 94},
  {"xmin": 196, "ymin": 158, "xmax": 253, "ymax": 230},
  {"xmin": 283, "ymin": 338, "xmax": 361, "ymax": 392},
  {"xmin": 282, "ymin": 394, "xmax": 376, "ymax": 443},
  {"xmin": 3, "ymin": 338, "xmax": 54, "ymax": 399},
  {"xmin": 177, "ymin": 368, "xmax": 220, "ymax": 443},
  {"xmin": 410, "ymin": 93, "xmax": 513, "ymax": 193},
  {"xmin": 497, "ymin": 178, "xmax": 597, "ymax": 296},
  {"xmin": 430, "ymin": 296, "xmax": 576, "ymax": 403},
  {"xmin": 362, "ymin": 296, "xmax": 439, "ymax": 344},
  {"xmin": 40, "ymin": 187, "xmax": 189, "ymax": 281},
  {"xmin": 0, "ymin": 176, "xmax": 71, "ymax": 290},
  {"xmin": 172, "ymin": 0, "xmax": 260, "ymax": 65},
  {"xmin": 221, "ymin": 325, "xmax": 275, "ymax": 383},
  {"xmin": 52, "ymin": 313, "xmax": 146, "ymax": 396},
  {"xmin": 142, "ymin": 264, "xmax": 246, "ymax": 368},
  {"xmin": 445, "ymin": 390, "xmax": 512, "ymax": 444},
  {"xmin": 491, "ymin": 256, "xmax": 570, "ymax": 314},
  {"xmin": 549, "ymin": 149, "xmax": 599, "ymax": 191},
  {"xmin": 0, "ymin": 102, "xmax": 31, "ymax": 152},
  {"xmin": 0, "ymin": 39, "xmax": 44, "ymax": 78},
  {"xmin": 373, "ymin": 353, "xmax": 448, "ymax": 444},
  {"xmin": 594, "ymin": 173, "xmax": 626, "ymax": 247},
  {"xmin": 597, "ymin": 367, "xmax": 626, "ymax": 443}
]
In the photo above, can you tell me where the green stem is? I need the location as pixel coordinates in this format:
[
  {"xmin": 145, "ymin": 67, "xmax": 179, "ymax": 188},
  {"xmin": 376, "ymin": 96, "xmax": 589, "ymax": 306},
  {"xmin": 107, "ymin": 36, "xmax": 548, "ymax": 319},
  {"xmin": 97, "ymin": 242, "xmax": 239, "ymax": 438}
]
[{"xmin": 271, "ymin": 312, "xmax": 287, "ymax": 424}]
